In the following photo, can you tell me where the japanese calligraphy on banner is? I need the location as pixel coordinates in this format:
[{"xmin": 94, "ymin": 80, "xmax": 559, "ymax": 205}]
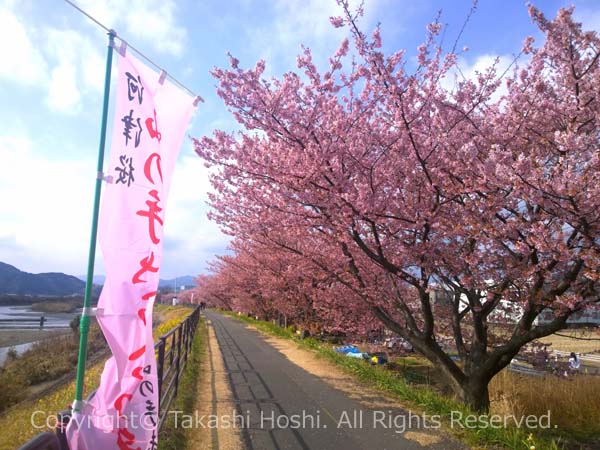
[{"xmin": 66, "ymin": 49, "xmax": 196, "ymax": 450}]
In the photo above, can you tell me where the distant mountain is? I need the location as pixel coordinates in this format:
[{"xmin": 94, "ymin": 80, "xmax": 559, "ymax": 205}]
[
  {"xmin": 76, "ymin": 274, "xmax": 196, "ymax": 290},
  {"xmin": 0, "ymin": 262, "xmax": 85, "ymax": 296},
  {"xmin": 76, "ymin": 275, "xmax": 106, "ymax": 285},
  {"xmin": 158, "ymin": 276, "xmax": 196, "ymax": 290}
]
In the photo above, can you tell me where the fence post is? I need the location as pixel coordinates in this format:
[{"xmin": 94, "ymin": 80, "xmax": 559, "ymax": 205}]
[
  {"xmin": 169, "ymin": 333, "xmax": 175, "ymax": 366},
  {"xmin": 174, "ymin": 326, "xmax": 182, "ymax": 397},
  {"xmin": 183, "ymin": 320, "xmax": 189, "ymax": 362},
  {"xmin": 156, "ymin": 337, "xmax": 166, "ymax": 409},
  {"xmin": 186, "ymin": 319, "xmax": 192, "ymax": 361}
]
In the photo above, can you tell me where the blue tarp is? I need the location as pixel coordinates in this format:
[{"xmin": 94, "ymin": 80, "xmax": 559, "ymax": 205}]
[{"xmin": 334, "ymin": 345, "xmax": 360, "ymax": 354}]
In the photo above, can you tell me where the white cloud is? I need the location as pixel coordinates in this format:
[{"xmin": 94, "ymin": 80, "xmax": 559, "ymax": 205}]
[
  {"xmin": 0, "ymin": 0, "xmax": 187, "ymax": 115},
  {"xmin": 164, "ymin": 154, "xmax": 228, "ymax": 243},
  {"xmin": 272, "ymin": 0, "xmax": 345, "ymax": 43},
  {"xmin": 442, "ymin": 54, "xmax": 515, "ymax": 103},
  {"xmin": 0, "ymin": 2, "xmax": 107, "ymax": 114},
  {"xmin": 460, "ymin": 55, "xmax": 514, "ymax": 80},
  {"xmin": 246, "ymin": 0, "xmax": 386, "ymax": 73},
  {"xmin": 43, "ymin": 28, "xmax": 106, "ymax": 93},
  {"xmin": 160, "ymin": 152, "xmax": 229, "ymax": 277},
  {"xmin": 42, "ymin": 28, "xmax": 106, "ymax": 113},
  {"xmin": 46, "ymin": 61, "xmax": 81, "ymax": 112},
  {"xmin": 0, "ymin": 134, "xmax": 95, "ymax": 274},
  {"xmin": 123, "ymin": 1, "xmax": 186, "ymax": 56},
  {"xmin": 0, "ymin": 5, "xmax": 48, "ymax": 85},
  {"xmin": 82, "ymin": 49, "xmax": 106, "ymax": 93},
  {"xmin": 77, "ymin": 0, "xmax": 187, "ymax": 56},
  {"xmin": 0, "ymin": 133, "xmax": 226, "ymax": 278}
]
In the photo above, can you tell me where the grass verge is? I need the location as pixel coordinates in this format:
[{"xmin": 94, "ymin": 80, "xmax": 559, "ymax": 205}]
[
  {"xmin": 221, "ymin": 311, "xmax": 584, "ymax": 450},
  {"xmin": 159, "ymin": 317, "xmax": 207, "ymax": 450}
]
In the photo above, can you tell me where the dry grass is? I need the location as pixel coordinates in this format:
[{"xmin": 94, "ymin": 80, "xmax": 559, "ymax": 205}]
[
  {"xmin": 0, "ymin": 325, "xmax": 107, "ymax": 411},
  {"xmin": 537, "ymin": 329, "xmax": 600, "ymax": 354},
  {"xmin": 490, "ymin": 371, "xmax": 600, "ymax": 436},
  {"xmin": 0, "ymin": 361, "xmax": 105, "ymax": 450}
]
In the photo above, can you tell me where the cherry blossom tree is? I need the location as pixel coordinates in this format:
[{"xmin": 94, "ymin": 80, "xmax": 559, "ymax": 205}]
[
  {"xmin": 195, "ymin": 236, "xmax": 381, "ymax": 335},
  {"xmin": 194, "ymin": 3, "xmax": 600, "ymax": 411}
]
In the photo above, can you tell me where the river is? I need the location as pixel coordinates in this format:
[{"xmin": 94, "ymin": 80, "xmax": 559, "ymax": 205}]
[
  {"xmin": 0, "ymin": 304, "xmax": 79, "ymax": 329},
  {"xmin": 0, "ymin": 305, "xmax": 79, "ymax": 365}
]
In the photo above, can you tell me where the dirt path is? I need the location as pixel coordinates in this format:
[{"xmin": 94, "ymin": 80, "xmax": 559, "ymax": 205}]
[{"xmin": 187, "ymin": 318, "xmax": 242, "ymax": 450}]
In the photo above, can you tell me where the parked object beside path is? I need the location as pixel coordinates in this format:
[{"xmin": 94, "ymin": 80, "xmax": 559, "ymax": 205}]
[
  {"xmin": 334, "ymin": 345, "xmax": 360, "ymax": 354},
  {"xmin": 384, "ymin": 336, "xmax": 413, "ymax": 352},
  {"xmin": 347, "ymin": 351, "xmax": 370, "ymax": 359},
  {"xmin": 370, "ymin": 352, "xmax": 388, "ymax": 365}
]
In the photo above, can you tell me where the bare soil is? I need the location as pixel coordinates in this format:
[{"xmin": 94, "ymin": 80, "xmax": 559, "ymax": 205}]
[{"xmin": 188, "ymin": 320, "xmax": 242, "ymax": 450}]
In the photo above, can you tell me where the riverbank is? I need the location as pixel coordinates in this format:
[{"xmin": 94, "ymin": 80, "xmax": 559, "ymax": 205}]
[
  {"xmin": 0, "ymin": 329, "xmax": 69, "ymax": 347},
  {"xmin": 30, "ymin": 301, "xmax": 80, "ymax": 313}
]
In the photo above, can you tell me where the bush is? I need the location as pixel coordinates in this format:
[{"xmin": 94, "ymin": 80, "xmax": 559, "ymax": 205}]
[
  {"xmin": 5, "ymin": 347, "xmax": 18, "ymax": 362},
  {"xmin": 0, "ymin": 370, "xmax": 26, "ymax": 407},
  {"xmin": 70, "ymin": 315, "xmax": 80, "ymax": 334}
]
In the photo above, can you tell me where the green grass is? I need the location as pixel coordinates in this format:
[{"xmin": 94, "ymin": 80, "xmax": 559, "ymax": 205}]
[
  {"xmin": 221, "ymin": 311, "xmax": 566, "ymax": 450},
  {"xmin": 158, "ymin": 317, "xmax": 207, "ymax": 449}
]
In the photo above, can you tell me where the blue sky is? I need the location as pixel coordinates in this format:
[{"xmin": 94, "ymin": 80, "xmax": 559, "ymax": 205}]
[{"xmin": 0, "ymin": 0, "xmax": 599, "ymax": 279}]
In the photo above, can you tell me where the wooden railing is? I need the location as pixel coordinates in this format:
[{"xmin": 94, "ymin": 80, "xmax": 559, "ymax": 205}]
[{"xmin": 155, "ymin": 306, "xmax": 200, "ymax": 429}]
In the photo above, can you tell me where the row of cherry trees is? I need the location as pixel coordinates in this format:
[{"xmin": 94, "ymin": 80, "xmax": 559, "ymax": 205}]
[
  {"xmin": 193, "ymin": 3, "xmax": 600, "ymax": 411},
  {"xmin": 194, "ymin": 239, "xmax": 381, "ymax": 336}
]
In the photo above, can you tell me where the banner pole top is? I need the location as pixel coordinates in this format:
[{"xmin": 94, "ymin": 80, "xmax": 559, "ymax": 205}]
[{"xmin": 64, "ymin": 0, "xmax": 204, "ymax": 103}]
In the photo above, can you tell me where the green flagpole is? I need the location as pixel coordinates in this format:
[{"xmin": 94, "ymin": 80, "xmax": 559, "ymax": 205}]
[{"xmin": 73, "ymin": 30, "xmax": 116, "ymax": 412}]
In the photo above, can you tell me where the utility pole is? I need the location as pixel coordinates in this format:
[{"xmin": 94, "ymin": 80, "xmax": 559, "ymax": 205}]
[{"xmin": 173, "ymin": 277, "xmax": 177, "ymax": 305}]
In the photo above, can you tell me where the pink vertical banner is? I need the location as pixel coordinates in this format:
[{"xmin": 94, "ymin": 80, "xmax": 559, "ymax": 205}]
[{"xmin": 66, "ymin": 48, "xmax": 197, "ymax": 450}]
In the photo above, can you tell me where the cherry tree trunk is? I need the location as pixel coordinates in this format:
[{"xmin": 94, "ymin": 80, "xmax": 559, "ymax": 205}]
[{"xmin": 458, "ymin": 378, "xmax": 491, "ymax": 413}]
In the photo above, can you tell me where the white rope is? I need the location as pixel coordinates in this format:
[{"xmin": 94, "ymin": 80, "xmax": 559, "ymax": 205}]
[{"xmin": 63, "ymin": 0, "xmax": 204, "ymax": 102}]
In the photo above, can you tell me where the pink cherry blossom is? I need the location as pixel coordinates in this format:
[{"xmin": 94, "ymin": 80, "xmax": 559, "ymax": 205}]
[{"xmin": 194, "ymin": 5, "xmax": 600, "ymax": 412}]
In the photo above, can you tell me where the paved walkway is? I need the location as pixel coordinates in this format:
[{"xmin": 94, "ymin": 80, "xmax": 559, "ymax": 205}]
[{"xmin": 205, "ymin": 311, "xmax": 465, "ymax": 450}]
